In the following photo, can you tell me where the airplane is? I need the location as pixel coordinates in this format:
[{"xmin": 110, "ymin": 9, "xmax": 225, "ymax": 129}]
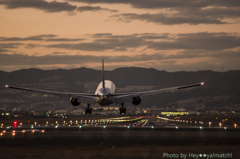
[{"xmin": 5, "ymin": 59, "xmax": 204, "ymax": 115}]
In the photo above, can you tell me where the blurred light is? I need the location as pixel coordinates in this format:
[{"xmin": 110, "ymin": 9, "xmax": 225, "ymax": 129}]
[
  {"xmin": 103, "ymin": 126, "xmax": 106, "ymax": 129},
  {"xmin": 127, "ymin": 126, "xmax": 130, "ymax": 128},
  {"xmin": 200, "ymin": 127, "xmax": 203, "ymax": 129},
  {"xmin": 32, "ymin": 130, "xmax": 35, "ymax": 133},
  {"xmin": 151, "ymin": 126, "xmax": 154, "ymax": 129},
  {"xmin": 12, "ymin": 130, "xmax": 15, "ymax": 133},
  {"xmin": 5, "ymin": 85, "xmax": 9, "ymax": 88},
  {"xmin": 176, "ymin": 126, "xmax": 178, "ymax": 129},
  {"xmin": 0, "ymin": 133, "xmax": 3, "ymax": 136},
  {"xmin": 234, "ymin": 124, "xmax": 237, "ymax": 128},
  {"xmin": 3, "ymin": 130, "xmax": 6, "ymax": 133},
  {"xmin": 219, "ymin": 123, "xmax": 222, "ymax": 127},
  {"xmin": 79, "ymin": 126, "xmax": 82, "ymax": 129},
  {"xmin": 12, "ymin": 133, "xmax": 15, "ymax": 136},
  {"xmin": 41, "ymin": 130, "xmax": 45, "ymax": 133},
  {"xmin": 55, "ymin": 126, "xmax": 58, "ymax": 128},
  {"xmin": 224, "ymin": 127, "xmax": 227, "ymax": 130},
  {"xmin": 22, "ymin": 130, "xmax": 25, "ymax": 133},
  {"xmin": 201, "ymin": 82, "xmax": 204, "ymax": 85},
  {"xmin": 209, "ymin": 122, "xmax": 212, "ymax": 124}
]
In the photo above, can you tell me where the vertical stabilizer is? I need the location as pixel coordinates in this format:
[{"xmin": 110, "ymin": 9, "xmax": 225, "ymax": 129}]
[{"xmin": 102, "ymin": 58, "xmax": 105, "ymax": 91}]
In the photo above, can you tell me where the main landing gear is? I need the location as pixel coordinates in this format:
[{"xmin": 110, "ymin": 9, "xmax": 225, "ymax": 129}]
[
  {"xmin": 120, "ymin": 103, "xmax": 126, "ymax": 114},
  {"xmin": 85, "ymin": 104, "xmax": 92, "ymax": 114}
]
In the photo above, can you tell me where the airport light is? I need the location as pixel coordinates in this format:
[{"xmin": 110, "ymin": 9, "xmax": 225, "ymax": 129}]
[
  {"xmin": 12, "ymin": 132, "xmax": 15, "ymax": 136},
  {"xmin": 55, "ymin": 126, "xmax": 58, "ymax": 128},
  {"xmin": 41, "ymin": 130, "xmax": 45, "ymax": 133},
  {"xmin": 219, "ymin": 123, "xmax": 222, "ymax": 127},
  {"xmin": 22, "ymin": 130, "xmax": 25, "ymax": 133},
  {"xmin": 234, "ymin": 124, "xmax": 237, "ymax": 128},
  {"xmin": 224, "ymin": 127, "xmax": 227, "ymax": 130},
  {"xmin": 32, "ymin": 130, "xmax": 35, "ymax": 133},
  {"xmin": 103, "ymin": 126, "xmax": 106, "ymax": 129},
  {"xmin": 176, "ymin": 126, "xmax": 178, "ymax": 129},
  {"xmin": 0, "ymin": 133, "xmax": 3, "ymax": 136},
  {"xmin": 151, "ymin": 126, "xmax": 154, "ymax": 129},
  {"xmin": 200, "ymin": 126, "xmax": 203, "ymax": 130},
  {"xmin": 3, "ymin": 130, "xmax": 6, "ymax": 133},
  {"xmin": 79, "ymin": 126, "xmax": 82, "ymax": 129},
  {"xmin": 127, "ymin": 126, "xmax": 130, "ymax": 129}
]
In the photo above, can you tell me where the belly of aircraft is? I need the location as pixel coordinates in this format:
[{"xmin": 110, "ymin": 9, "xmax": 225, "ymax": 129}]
[{"xmin": 96, "ymin": 97, "xmax": 114, "ymax": 106}]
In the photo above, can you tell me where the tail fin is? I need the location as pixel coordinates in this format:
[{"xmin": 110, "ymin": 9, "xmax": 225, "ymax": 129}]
[{"xmin": 102, "ymin": 58, "xmax": 105, "ymax": 91}]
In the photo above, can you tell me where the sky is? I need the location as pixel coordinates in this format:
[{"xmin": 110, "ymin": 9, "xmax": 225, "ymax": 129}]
[{"xmin": 0, "ymin": 0, "xmax": 240, "ymax": 72}]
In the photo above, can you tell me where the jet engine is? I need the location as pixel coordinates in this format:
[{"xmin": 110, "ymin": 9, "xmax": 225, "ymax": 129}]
[
  {"xmin": 132, "ymin": 96, "xmax": 142, "ymax": 105},
  {"xmin": 70, "ymin": 97, "xmax": 81, "ymax": 106}
]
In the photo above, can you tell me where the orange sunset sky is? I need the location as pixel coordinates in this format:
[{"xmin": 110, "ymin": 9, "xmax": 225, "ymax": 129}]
[{"xmin": 0, "ymin": 0, "xmax": 240, "ymax": 72}]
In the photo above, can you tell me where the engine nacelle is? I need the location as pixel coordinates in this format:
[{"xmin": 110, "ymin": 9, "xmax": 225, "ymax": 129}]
[
  {"xmin": 70, "ymin": 97, "xmax": 81, "ymax": 106},
  {"xmin": 132, "ymin": 96, "xmax": 142, "ymax": 105}
]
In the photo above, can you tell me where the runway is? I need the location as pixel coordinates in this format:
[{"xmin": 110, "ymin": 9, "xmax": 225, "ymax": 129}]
[
  {"xmin": 1, "ymin": 116, "xmax": 240, "ymax": 159},
  {"xmin": 1, "ymin": 115, "xmax": 240, "ymax": 146}
]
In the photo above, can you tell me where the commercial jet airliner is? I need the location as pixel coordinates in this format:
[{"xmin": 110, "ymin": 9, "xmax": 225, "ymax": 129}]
[{"xmin": 5, "ymin": 59, "xmax": 204, "ymax": 114}]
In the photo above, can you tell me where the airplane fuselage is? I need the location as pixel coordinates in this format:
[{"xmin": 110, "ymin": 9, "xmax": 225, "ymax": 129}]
[{"xmin": 94, "ymin": 80, "xmax": 116, "ymax": 106}]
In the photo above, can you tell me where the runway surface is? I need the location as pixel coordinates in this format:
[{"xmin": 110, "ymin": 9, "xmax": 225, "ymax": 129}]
[{"xmin": 1, "ymin": 116, "xmax": 240, "ymax": 158}]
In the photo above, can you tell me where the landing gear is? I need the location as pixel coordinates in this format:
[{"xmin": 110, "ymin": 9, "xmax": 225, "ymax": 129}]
[
  {"xmin": 85, "ymin": 104, "xmax": 92, "ymax": 115},
  {"xmin": 120, "ymin": 103, "xmax": 126, "ymax": 114}
]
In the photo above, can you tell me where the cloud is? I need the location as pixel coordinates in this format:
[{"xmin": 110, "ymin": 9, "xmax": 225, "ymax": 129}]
[
  {"xmin": 70, "ymin": 0, "xmax": 240, "ymax": 9},
  {"xmin": 112, "ymin": 13, "xmax": 226, "ymax": 25},
  {"xmin": 0, "ymin": 43, "xmax": 23, "ymax": 53},
  {"xmin": 71, "ymin": 0, "xmax": 240, "ymax": 25},
  {"xmin": 0, "ymin": 34, "xmax": 84, "ymax": 42},
  {"xmin": 0, "ymin": 0, "xmax": 77, "ymax": 12},
  {"xmin": 77, "ymin": 6, "xmax": 117, "ymax": 12},
  {"xmin": 147, "ymin": 32, "xmax": 240, "ymax": 50},
  {"xmin": 1, "ymin": 50, "xmax": 240, "ymax": 72},
  {"xmin": 0, "ymin": 34, "xmax": 57, "ymax": 41},
  {"xmin": 45, "ymin": 32, "xmax": 240, "ymax": 51}
]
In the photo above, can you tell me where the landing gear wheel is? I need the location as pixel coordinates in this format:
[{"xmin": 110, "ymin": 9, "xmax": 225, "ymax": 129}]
[
  {"xmin": 85, "ymin": 104, "xmax": 92, "ymax": 114},
  {"xmin": 120, "ymin": 103, "xmax": 126, "ymax": 114},
  {"xmin": 85, "ymin": 108, "xmax": 92, "ymax": 114}
]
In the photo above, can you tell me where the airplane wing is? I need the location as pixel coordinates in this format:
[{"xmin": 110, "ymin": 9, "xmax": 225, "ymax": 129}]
[
  {"xmin": 5, "ymin": 85, "xmax": 97, "ymax": 104},
  {"xmin": 114, "ymin": 82, "xmax": 204, "ymax": 104}
]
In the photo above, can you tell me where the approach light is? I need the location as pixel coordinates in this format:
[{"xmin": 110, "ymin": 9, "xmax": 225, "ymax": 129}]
[
  {"xmin": 79, "ymin": 126, "xmax": 82, "ymax": 129},
  {"xmin": 224, "ymin": 127, "xmax": 227, "ymax": 130},
  {"xmin": 200, "ymin": 126, "xmax": 203, "ymax": 129},
  {"xmin": 176, "ymin": 126, "xmax": 178, "ymax": 129},
  {"xmin": 22, "ymin": 130, "xmax": 25, "ymax": 133},
  {"xmin": 103, "ymin": 126, "xmax": 106, "ymax": 129},
  {"xmin": 201, "ymin": 82, "xmax": 204, "ymax": 85},
  {"xmin": 5, "ymin": 85, "xmax": 9, "ymax": 88},
  {"xmin": 41, "ymin": 130, "xmax": 45, "ymax": 133},
  {"xmin": 151, "ymin": 126, "xmax": 154, "ymax": 129}
]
